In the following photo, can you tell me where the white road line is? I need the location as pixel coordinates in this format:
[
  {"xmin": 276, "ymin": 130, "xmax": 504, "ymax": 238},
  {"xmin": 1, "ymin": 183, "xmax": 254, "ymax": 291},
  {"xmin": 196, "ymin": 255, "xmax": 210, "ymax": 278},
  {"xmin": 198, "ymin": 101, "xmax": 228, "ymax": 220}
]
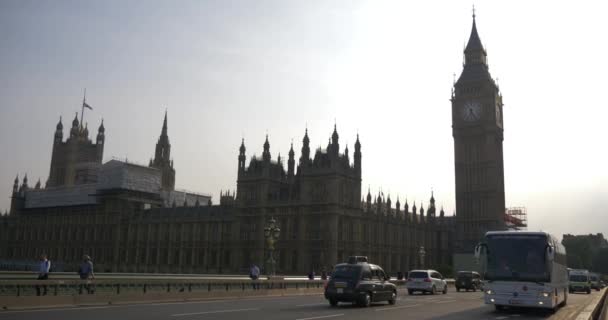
[
  {"xmin": 171, "ymin": 307, "xmax": 260, "ymax": 317},
  {"xmin": 375, "ymin": 304, "xmax": 421, "ymax": 311},
  {"xmin": 0, "ymin": 294, "xmax": 320, "ymax": 314},
  {"xmin": 295, "ymin": 313, "xmax": 344, "ymax": 320},
  {"xmin": 435, "ymin": 299, "xmax": 457, "ymax": 304},
  {"xmin": 295, "ymin": 303, "xmax": 327, "ymax": 307},
  {"xmin": 495, "ymin": 317, "xmax": 509, "ymax": 320},
  {"xmin": 0, "ymin": 306, "xmax": 117, "ymax": 314}
]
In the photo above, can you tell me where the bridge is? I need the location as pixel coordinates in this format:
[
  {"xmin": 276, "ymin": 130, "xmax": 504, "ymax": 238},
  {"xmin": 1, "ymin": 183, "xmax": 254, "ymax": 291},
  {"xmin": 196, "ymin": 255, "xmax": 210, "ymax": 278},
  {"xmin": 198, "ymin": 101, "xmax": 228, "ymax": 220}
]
[{"xmin": 0, "ymin": 274, "xmax": 606, "ymax": 320}]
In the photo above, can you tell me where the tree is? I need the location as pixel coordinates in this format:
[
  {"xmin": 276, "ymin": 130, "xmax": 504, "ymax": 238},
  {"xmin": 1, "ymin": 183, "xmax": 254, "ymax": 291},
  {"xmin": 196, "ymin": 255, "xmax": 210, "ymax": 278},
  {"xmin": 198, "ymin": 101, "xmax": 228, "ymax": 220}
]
[{"xmin": 592, "ymin": 248, "xmax": 608, "ymax": 274}]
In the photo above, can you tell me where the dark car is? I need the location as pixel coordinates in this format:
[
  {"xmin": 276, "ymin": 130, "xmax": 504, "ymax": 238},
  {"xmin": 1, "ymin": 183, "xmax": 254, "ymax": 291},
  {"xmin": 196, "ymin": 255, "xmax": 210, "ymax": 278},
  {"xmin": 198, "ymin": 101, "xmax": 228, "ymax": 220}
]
[
  {"xmin": 455, "ymin": 271, "xmax": 482, "ymax": 292},
  {"xmin": 324, "ymin": 259, "xmax": 397, "ymax": 307}
]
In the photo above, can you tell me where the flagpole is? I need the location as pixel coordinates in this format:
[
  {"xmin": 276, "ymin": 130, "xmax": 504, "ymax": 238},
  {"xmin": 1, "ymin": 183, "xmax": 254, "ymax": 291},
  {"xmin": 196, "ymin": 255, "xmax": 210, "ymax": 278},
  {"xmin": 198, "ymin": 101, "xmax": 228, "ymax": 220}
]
[{"xmin": 81, "ymin": 88, "xmax": 86, "ymax": 128}]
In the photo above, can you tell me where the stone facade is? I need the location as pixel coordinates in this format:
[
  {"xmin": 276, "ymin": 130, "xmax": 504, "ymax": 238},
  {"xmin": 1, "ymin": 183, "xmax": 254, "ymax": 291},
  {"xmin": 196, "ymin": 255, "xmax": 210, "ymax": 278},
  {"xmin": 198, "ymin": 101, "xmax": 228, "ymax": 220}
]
[
  {"xmin": 0, "ymin": 16, "xmax": 506, "ymax": 275},
  {"xmin": 0, "ymin": 117, "xmax": 454, "ymax": 275},
  {"xmin": 452, "ymin": 15, "xmax": 507, "ymax": 253}
]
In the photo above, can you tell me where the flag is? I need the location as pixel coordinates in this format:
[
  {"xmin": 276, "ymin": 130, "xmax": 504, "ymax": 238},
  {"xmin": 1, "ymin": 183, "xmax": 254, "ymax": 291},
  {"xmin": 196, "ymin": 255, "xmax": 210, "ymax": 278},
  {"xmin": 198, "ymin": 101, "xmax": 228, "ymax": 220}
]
[{"xmin": 83, "ymin": 102, "xmax": 93, "ymax": 110}]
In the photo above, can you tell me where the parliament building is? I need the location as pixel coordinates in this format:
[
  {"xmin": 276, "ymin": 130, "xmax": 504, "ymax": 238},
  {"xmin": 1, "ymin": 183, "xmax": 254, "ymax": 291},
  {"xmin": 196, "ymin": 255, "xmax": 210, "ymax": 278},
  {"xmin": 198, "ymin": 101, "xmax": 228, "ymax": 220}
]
[{"xmin": 0, "ymin": 15, "xmax": 506, "ymax": 275}]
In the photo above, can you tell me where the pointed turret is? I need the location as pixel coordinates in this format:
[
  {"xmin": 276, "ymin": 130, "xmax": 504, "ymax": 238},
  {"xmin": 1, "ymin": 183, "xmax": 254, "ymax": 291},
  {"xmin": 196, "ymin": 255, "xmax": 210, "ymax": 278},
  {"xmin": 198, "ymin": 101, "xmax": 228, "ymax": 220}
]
[
  {"xmin": 35, "ymin": 178, "xmax": 41, "ymax": 190},
  {"xmin": 456, "ymin": 12, "xmax": 491, "ymax": 85},
  {"xmin": 21, "ymin": 174, "xmax": 29, "ymax": 191},
  {"xmin": 412, "ymin": 202, "xmax": 418, "ymax": 224},
  {"xmin": 151, "ymin": 111, "xmax": 175, "ymax": 190},
  {"xmin": 331, "ymin": 123, "xmax": 339, "ymax": 155},
  {"xmin": 354, "ymin": 134, "xmax": 361, "ymax": 175},
  {"xmin": 70, "ymin": 113, "xmax": 80, "ymax": 138},
  {"xmin": 54, "ymin": 116, "xmax": 63, "ymax": 143},
  {"xmin": 262, "ymin": 135, "xmax": 271, "ymax": 162},
  {"xmin": 287, "ymin": 142, "xmax": 295, "ymax": 176},
  {"xmin": 395, "ymin": 196, "xmax": 401, "ymax": 214},
  {"xmin": 465, "ymin": 14, "xmax": 485, "ymax": 55},
  {"xmin": 344, "ymin": 144, "xmax": 350, "ymax": 164},
  {"xmin": 420, "ymin": 203, "xmax": 425, "ymax": 223},
  {"xmin": 12, "ymin": 175, "xmax": 18, "ymax": 194},
  {"xmin": 238, "ymin": 138, "xmax": 246, "ymax": 175},
  {"xmin": 96, "ymin": 119, "xmax": 105, "ymax": 145},
  {"xmin": 161, "ymin": 110, "xmax": 168, "ymax": 137},
  {"xmin": 440, "ymin": 206, "xmax": 445, "ymax": 218}
]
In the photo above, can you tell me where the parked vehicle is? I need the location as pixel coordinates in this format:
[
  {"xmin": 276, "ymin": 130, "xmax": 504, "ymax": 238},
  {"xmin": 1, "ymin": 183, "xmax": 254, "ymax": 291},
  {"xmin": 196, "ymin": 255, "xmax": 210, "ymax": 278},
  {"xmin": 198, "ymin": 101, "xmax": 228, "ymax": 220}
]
[
  {"xmin": 589, "ymin": 273, "xmax": 601, "ymax": 291},
  {"xmin": 569, "ymin": 269, "xmax": 591, "ymax": 294},
  {"xmin": 324, "ymin": 257, "xmax": 397, "ymax": 307},
  {"xmin": 476, "ymin": 231, "xmax": 569, "ymax": 311},
  {"xmin": 455, "ymin": 271, "xmax": 482, "ymax": 292},
  {"xmin": 406, "ymin": 269, "xmax": 448, "ymax": 295}
]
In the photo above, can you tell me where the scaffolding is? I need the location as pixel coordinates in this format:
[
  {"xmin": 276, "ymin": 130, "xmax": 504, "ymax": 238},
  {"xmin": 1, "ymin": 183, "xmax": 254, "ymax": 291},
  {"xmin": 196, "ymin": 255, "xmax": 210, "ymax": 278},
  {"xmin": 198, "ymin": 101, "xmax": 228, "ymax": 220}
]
[{"xmin": 505, "ymin": 207, "xmax": 528, "ymax": 230}]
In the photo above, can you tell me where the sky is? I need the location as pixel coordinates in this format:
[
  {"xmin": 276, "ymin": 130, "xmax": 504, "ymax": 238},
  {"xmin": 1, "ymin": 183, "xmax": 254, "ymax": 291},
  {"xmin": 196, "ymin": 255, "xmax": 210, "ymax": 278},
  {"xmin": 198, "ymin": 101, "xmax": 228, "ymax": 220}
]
[{"xmin": 0, "ymin": 0, "xmax": 607, "ymax": 238}]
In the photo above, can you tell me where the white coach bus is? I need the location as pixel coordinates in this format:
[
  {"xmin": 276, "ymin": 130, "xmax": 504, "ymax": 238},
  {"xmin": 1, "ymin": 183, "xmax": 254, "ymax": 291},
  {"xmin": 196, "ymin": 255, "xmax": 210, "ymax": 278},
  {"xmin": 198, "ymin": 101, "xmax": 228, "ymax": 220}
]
[{"xmin": 475, "ymin": 231, "xmax": 568, "ymax": 311}]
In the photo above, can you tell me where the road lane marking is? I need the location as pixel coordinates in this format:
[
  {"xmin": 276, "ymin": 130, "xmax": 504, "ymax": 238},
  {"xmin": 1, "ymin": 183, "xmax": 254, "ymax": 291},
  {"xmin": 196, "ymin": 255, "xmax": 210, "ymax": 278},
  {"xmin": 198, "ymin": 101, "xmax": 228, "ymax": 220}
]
[
  {"xmin": 295, "ymin": 313, "xmax": 344, "ymax": 320},
  {"xmin": 0, "ymin": 306, "xmax": 116, "ymax": 314},
  {"xmin": 375, "ymin": 304, "xmax": 421, "ymax": 311},
  {"xmin": 0, "ymin": 294, "xmax": 320, "ymax": 314},
  {"xmin": 495, "ymin": 317, "xmax": 509, "ymax": 320},
  {"xmin": 295, "ymin": 303, "xmax": 328, "ymax": 307},
  {"xmin": 171, "ymin": 307, "xmax": 260, "ymax": 317},
  {"xmin": 435, "ymin": 299, "xmax": 457, "ymax": 304}
]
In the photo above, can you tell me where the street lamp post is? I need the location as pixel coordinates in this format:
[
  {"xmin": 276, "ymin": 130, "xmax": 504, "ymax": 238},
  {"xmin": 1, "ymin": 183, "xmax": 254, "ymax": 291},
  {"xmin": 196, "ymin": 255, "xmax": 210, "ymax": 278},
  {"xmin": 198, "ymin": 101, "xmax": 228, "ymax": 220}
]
[
  {"xmin": 419, "ymin": 246, "xmax": 426, "ymax": 269},
  {"xmin": 264, "ymin": 217, "xmax": 281, "ymax": 276}
]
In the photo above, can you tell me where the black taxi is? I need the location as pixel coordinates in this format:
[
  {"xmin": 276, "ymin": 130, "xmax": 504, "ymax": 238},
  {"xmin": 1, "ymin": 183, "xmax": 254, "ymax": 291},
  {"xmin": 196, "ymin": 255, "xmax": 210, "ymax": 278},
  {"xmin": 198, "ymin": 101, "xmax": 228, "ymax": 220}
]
[{"xmin": 324, "ymin": 257, "xmax": 397, "ymax": 307}]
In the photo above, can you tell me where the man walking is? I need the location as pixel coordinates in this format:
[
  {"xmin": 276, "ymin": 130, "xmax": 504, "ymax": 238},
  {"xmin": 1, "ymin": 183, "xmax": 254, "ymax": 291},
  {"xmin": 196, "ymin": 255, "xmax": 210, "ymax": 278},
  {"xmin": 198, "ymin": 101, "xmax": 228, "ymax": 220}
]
[
  {"xmin": 249, "ymin": 264, "xmax": 260, "ymax": 289},
  {"xmin": 35, "ymin": 254, "xmax": 51, "ymax": 296},
  {"xmin": 78, "ymin": 255, "xmax": 95, "ymax": 294}
]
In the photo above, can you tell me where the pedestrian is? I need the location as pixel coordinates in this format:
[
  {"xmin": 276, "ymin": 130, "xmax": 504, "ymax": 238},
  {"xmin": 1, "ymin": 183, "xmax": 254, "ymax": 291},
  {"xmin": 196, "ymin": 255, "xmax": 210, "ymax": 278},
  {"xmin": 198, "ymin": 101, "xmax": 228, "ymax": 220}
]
[
  {"xmin": 321, "ymin": 267, "xmax": 328, "ymax": 280},
  {"xmin": 308, "ymin": 269, "xmax": 315, "ymax": 280},
  {"xmin": 78, "ymin": 255, "xmax": 95, "ymax": 294},
  {"xmin": 249, "ymin": 264, "xmax": 260, "ymax": 289},
  {"xmin": 35, "ymin": 253, "xmax": 50, "ymax": 296}
]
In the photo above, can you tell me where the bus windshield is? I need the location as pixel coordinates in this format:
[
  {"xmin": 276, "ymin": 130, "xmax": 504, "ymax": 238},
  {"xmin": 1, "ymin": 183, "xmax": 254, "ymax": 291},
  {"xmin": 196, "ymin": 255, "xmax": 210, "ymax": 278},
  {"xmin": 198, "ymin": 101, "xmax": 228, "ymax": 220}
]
[
  {"xmin": 570, "ymin": 275, "xmax": 588, "ymax": 282},
  {"xmin": 485, "ymin": 234, "xmax": 549, "ymax": 283}
]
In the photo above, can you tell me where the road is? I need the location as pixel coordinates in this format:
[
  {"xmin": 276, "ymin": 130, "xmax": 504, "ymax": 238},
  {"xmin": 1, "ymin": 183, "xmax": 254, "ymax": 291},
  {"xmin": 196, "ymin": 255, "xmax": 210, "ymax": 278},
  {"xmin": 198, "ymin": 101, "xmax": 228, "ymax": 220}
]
[{"xmin": 0, "ymin": 289, "xmax": 602, "ymax": 320}]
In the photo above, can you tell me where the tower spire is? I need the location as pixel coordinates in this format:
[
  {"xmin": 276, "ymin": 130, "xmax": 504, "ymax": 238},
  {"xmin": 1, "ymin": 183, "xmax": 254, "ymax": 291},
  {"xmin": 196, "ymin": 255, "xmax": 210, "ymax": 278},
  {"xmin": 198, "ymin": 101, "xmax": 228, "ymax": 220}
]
[{"xmin": 162, "ymin": 109, "xmax": 168, "ymax": 137}]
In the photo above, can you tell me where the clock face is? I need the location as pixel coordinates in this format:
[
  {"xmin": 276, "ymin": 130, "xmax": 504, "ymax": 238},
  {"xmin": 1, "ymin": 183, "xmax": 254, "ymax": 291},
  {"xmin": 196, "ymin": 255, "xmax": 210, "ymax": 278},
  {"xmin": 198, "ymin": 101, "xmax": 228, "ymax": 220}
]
[{"xmin": 461, "ymin": 101, "xmax": 481, "ymax": 122}]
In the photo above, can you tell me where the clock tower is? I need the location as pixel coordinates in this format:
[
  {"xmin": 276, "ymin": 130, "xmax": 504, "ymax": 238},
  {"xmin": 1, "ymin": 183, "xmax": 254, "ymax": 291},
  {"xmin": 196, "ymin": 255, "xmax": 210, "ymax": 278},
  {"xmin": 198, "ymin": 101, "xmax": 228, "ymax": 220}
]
[{"xmin": 452, "ymin": 14, "xmax": 506, "ymax": 253}]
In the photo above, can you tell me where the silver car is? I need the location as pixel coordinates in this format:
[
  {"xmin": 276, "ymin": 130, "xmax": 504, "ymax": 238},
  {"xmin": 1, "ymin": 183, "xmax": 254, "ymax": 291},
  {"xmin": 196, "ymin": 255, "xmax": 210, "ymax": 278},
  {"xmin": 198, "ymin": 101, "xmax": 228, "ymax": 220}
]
[{"xmin": 406, "ymin": 269, "xmax": 448, "ymax": 295}]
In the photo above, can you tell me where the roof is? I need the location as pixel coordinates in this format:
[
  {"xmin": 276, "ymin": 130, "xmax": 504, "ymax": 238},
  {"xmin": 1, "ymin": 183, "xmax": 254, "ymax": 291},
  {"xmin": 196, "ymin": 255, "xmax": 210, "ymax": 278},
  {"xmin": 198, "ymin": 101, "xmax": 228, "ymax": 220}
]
[
  {"xmin": 464, "ymin": 18, "xmax": 484, "ymax": 53},
  {"xmin": 485, "ymin": 231, "xmax": 550, "ymax": 236}
]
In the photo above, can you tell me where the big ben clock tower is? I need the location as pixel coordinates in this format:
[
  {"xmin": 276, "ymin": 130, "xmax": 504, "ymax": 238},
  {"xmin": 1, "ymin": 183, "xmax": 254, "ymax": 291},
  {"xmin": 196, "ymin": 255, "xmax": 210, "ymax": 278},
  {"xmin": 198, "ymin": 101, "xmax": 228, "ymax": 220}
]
[{"xmin": 452, "ymin": 13, "xmax": 506, "ymax": 254}]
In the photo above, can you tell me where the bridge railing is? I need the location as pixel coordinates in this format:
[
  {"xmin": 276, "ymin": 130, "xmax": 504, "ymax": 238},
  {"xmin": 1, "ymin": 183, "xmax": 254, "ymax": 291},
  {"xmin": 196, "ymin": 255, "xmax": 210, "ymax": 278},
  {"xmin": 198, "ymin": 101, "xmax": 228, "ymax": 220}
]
[{"xmin": 0, "ymin": 278, "xmax": 414, "ymax": 297}]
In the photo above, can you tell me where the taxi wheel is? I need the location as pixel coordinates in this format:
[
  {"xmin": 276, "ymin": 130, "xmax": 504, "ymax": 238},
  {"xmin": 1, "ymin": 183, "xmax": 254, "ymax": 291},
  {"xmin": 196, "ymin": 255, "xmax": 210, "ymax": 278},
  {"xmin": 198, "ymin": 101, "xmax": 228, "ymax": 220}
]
[
  {"xmin": 442, "ymin": 285, "xmax": 447, "ymax": 294},
  {"xmin": 408, "ymin": 289, "xmax": 414, "ymax": 295},
  {"xmin": 359, "ymin": 293, "xmax": 371, "ymax": 307},
  {"xmin": 329, "ymin": 299, "xmax": 338, "ymax": 307},
  {"xmin": 431, "ymin": 286, "xmax": 437, "ymax": 295},
  {"xmin": 388, "ymin": 291, "xmax": 397, "ymax": 305}
]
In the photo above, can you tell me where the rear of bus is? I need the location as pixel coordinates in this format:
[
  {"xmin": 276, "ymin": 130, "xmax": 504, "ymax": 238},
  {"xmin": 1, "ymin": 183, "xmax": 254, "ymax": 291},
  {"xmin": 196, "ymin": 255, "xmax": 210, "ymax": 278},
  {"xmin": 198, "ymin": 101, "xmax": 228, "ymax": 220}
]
[{"xmin": 476, "ymin": 231, "xmax": 568, "ymax": 310}]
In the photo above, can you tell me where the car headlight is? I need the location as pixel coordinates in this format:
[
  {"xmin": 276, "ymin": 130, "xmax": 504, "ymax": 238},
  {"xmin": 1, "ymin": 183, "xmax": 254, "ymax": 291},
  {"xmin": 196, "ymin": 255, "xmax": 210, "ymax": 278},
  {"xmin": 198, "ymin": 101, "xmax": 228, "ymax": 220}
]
[
  {"xmin": 486, "ymin": 290, "xmax": 494, "ymax": 295},
  {"xmin": 539, "ymin": 291, "xmax": 551, "ymax": 297}
]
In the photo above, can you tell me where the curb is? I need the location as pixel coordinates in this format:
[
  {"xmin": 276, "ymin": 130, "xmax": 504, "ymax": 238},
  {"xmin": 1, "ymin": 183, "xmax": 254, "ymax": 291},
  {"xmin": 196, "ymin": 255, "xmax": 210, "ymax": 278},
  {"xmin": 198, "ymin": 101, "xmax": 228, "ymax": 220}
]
[
  {"xmin": 0, "ymin": 288, "xmax": 325, "ymax": 311},
  {"xmin": 576, "ymin": 288, "xmax": 607, "ymax": 320}
]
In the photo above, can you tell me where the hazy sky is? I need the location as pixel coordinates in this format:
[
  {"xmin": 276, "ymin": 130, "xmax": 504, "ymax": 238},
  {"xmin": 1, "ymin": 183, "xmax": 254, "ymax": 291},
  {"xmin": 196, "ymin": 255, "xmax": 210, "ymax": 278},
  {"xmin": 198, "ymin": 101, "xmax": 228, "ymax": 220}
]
[{"xmin": 1, "ymin": 1, "xmax": 606, "ymax": 238}]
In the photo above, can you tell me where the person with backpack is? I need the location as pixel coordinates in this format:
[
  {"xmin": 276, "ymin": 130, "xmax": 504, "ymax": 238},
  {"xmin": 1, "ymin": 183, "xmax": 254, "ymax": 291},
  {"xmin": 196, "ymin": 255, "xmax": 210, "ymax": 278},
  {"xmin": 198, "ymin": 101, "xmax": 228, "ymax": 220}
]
[
  {"xmin": 249, "ymin": 264, "xmax": 260, "ymax": 289},
  {"xmin": 78, "ymin": 255, "xmax": 95, "ymax": 294},
  {"xmin": 35, "ymin": 253, "xmax": 51, "ymax": 296}
]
